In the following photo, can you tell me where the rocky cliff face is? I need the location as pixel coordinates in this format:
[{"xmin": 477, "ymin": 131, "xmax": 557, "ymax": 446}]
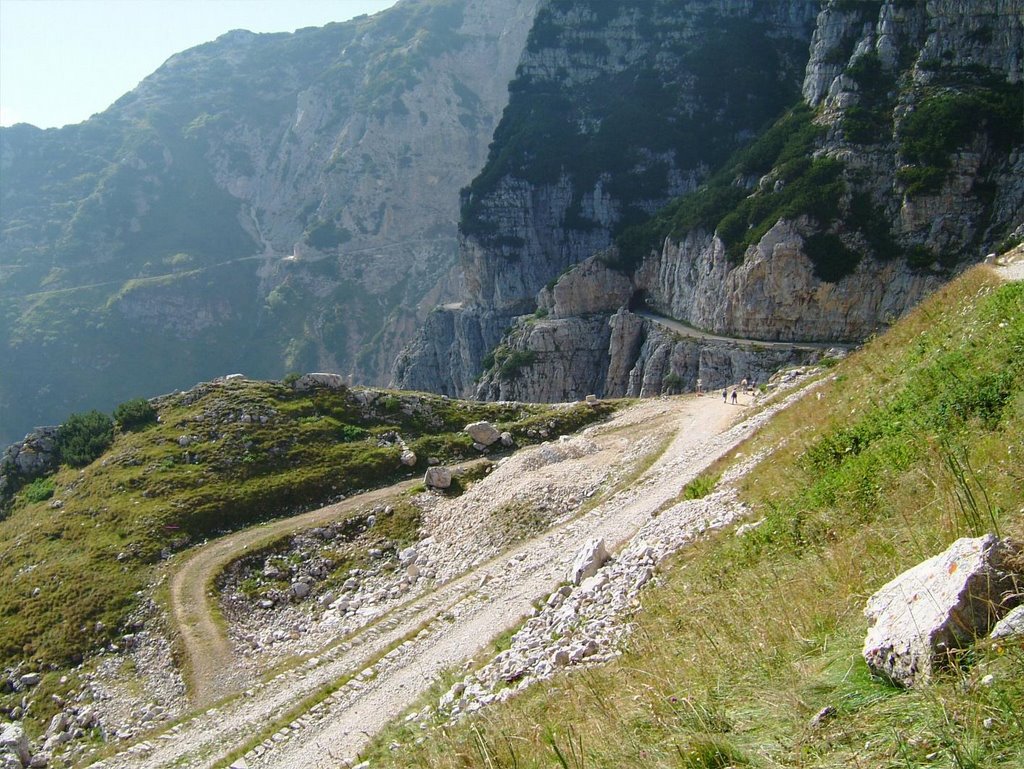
[
  {"xmin": 398, "ymin": 0, "xmax": 1024, "ymax": 401},
  {"xmin": 0, "ymin": 0, "xmax": 539, "ymax": 445},
  {"xmin": 394, "ymin": 0, "xmax": 822, "ymax": 394}
]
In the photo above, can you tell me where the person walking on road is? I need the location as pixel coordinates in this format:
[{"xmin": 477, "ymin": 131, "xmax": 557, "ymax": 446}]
[
  {"xmin": 731, "ymin": 389, "xmax": 738, "ymax": 404},
  {"xmin": 722, "ymin": 388, "xmax": 728, "ymax": 402}
]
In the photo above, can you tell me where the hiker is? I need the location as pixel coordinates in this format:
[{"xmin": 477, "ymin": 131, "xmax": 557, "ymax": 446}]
[
  {"xmin": 696, "ymin": 378, "xmax": 703, "ymax": 395},
  {"xmin": 722, "ymin": 388, "xmax": 728, "ymax": 402},
  {"xmin": 741, "ymin": 377, "xmax": 748, "ymax": 390},
  {"xmin": 731, "ymin": 389, "xmax": 738, "ymax": 404}
]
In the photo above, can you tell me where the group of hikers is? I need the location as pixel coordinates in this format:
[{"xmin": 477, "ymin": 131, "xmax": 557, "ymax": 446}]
[{"xmin": 694, "ymin": 377, "xmax": 757, "ymax": 405}]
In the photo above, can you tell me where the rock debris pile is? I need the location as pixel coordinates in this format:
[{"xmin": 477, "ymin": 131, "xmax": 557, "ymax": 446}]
[{"xmin": 434, "ymin": 488, "xmax": 745, "ymax": 720}]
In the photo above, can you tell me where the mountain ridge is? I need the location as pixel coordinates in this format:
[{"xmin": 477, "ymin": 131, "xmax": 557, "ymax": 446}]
[{"xmin": 0, "ymin": 0, "xmax": 541, "ymax": 446}]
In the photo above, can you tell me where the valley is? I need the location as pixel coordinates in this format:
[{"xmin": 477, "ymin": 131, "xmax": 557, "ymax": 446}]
[{"xmin": 2, "ymin": 1, "xmax": 1023, "ymax": 767}]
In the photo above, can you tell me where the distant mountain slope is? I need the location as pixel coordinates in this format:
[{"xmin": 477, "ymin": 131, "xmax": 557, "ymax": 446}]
[{"xmin": 0, "ymin": 0, "xmax": 540, "ymax": 445}]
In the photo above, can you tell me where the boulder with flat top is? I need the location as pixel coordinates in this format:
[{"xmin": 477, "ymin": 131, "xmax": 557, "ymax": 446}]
[{"xmin": 863, "ymin": 534, "xmax": 1022, "ymax": 687}]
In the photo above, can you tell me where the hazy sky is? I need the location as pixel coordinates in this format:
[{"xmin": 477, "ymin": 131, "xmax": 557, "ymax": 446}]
[{"xmin": 0, "ymin": 0, "xmax": 399, "ymax": 128}]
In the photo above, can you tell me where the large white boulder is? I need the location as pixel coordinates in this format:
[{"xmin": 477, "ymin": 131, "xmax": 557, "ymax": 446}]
[
  {"xmin": 567, "ymin": 538, "xmax": 609, "ymax": 585},
  {"xmin": 465, "ymin": 421, "xmax": 501, "ymax": 446},
  {"xmin": 863, "ymin": 534, "xmax": 1021, "ymax": 687}
]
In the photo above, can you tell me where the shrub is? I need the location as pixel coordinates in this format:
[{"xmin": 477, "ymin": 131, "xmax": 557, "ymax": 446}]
[
  {"xmin": 56, "ymin": 411, "xmax": 114, "ymax": 467},
  {"xmin": 21, "ymin": 477, "xmax": 55, "ymax": 503},
  {"xmin": 112, "ymin": 398, "xmax": 157, "ymax": 431},
  {"xmin": 803, "ymin": 232, "xmax": 861, "ymax": 283},
  {"xmin": 498, "ymin": 350, "xmax": 537, "ymax": 380}
]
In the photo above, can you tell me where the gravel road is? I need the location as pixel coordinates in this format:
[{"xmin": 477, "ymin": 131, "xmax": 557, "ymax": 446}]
[{"xmin": 92, "ymin": 388, "xmax": 795, "ymax": 769}]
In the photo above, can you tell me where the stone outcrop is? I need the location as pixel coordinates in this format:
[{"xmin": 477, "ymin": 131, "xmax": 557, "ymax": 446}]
[
  {"xmin": 0, "ymin": 723, "xmax": 29, "ymax": 768},
  {"xmin": 990, "ymin": 604, "xmax": 1024, "ymax": 640},
  {"xmin": 636, "ymin": 221, "xmax": 945, "ymax": 343},
  {"xmin": 0, "ymin": 427, "xmax": 60, "ymax": 497},
  {"xmin": 862, "ymin": 535, "xmax": 1022, "ymax": 687}
]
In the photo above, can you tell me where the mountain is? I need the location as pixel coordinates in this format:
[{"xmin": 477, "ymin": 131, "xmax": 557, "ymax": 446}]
[
  {"xmin": 0, "ymin": 0, "xmax": 540, "ymax": 446},
  {"xmin": 392, "ymin": 0, "xmax": 1024, "ymax": 401}
]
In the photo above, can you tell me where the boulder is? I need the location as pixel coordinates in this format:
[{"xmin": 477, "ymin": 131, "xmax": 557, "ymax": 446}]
[
  {"xmin": 424, "ymin": 466, "xmax": 452, "ymax": 489},
  {"xmin": 464, "ymin": 421, "xmax": 501, "ymax": 446},
  {"xmin": 292, "ymin": 373, "xmax": 345, "ymax": 392},
  {"xmin": 18, "ymin": 673, "xmax": 40, "ymax": 687},
  {"xmin": 290, "ymin": 582, "xmax": 311, "ymax": 599},
  {"xmin": 0, "ymin": 722, "xmax": 29, "ymax": 766},
  {"xmin": 567, "ymin": 538, "xmax": 609, "ymax": 585},
  {"xmin": 400, "ymin": 449, "xmax": 417, "ymax": 467},
  {"xmin": 863, "ymin": 535, "xmax": 1021, "ymax": 687}
]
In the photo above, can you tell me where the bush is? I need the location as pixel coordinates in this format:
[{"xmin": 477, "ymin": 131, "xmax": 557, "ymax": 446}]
[
  {"xmin": 56, "ymin": 411, "xmax": 114, "ymax": 467},
  {"xmin": 21, "ymin": 477, "xmax": 55, "ymax": 503},
  {"xmin": 112, "ymin": 398, "xmax": 157, "ymax": 431}
]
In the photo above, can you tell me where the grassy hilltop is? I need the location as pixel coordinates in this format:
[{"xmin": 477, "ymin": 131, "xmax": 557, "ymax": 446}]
[
  {"xmin": 0, "ymin": 380, "xmax": 611, "ymax": 727},
  {"xmin": 367, "ymin": 262, "xmax": 1024, "ymax": 768}
]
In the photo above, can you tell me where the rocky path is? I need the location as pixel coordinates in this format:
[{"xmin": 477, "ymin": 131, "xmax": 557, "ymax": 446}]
[
  {"xmin": 91, "ymin": 389, "xmax": 792, "ymax": 769},
  {"xmin": 635, "ymin": 308, "xmax": 850, "ymax": 351},
  {"xmin": 170, "ymin": 475, "xmax": 438, "ymax": 708}
]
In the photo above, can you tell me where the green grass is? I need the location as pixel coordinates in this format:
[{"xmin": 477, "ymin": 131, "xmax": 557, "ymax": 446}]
[
  {"xmin": 361, "ymin": 264, "xmax": 1024, "ymax": 768},
  {"xmin": 0, "ymin": 380, "xmax": 615, "ymax": 733}
]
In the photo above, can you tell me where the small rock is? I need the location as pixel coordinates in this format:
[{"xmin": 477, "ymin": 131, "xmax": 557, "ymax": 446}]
[
  {"xmin": 990, "ymin": 604, "xmax": 1024, "ymax": 640},
  {"xmin": 290, "ymin": 582, "xmax": 311, "ymax": 599},
  {"xmin": 464, "ymin": 421, "xmax": 501, "ymax": 446},
  {"xmin": 424, "ymin": 466, "xmax": 452, "ymax": 489},
  {"xmin": 809, "ymin": 705, "xmax": 837, "ymax": 728},
  {"xmin": 567, "ymin": 538, "xmax": 609, "ymax": 585}
]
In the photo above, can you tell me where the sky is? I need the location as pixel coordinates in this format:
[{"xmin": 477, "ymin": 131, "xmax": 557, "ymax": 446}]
[{"xmin": 0, "ymin": 0, "xmax": 399, "ymax": 128}]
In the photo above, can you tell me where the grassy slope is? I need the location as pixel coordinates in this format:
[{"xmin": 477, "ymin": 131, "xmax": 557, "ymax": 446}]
[
  {"xmin": 366, "ymin": 264, "xmax": 1024, "ymax": 768},
  {"xmin": 0, "ymin": 379, "xmax": 613, "ymax": 728}
]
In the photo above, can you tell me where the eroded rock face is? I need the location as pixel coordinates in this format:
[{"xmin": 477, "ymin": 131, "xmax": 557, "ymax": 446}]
[
  {"xmin": 863, "ymin": 535, "xmax": 1022, "ymax": 687},
  {"xmin": 636, "ymin": 220, "xmax": 945, "ymax": 343},
  {"xmin": 538, "ymin": 257, "xmax": 633, "ymax": 320},
  {"xmin": 393, "ymin": 0, "xmax": 821, "ymax": 396}
]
